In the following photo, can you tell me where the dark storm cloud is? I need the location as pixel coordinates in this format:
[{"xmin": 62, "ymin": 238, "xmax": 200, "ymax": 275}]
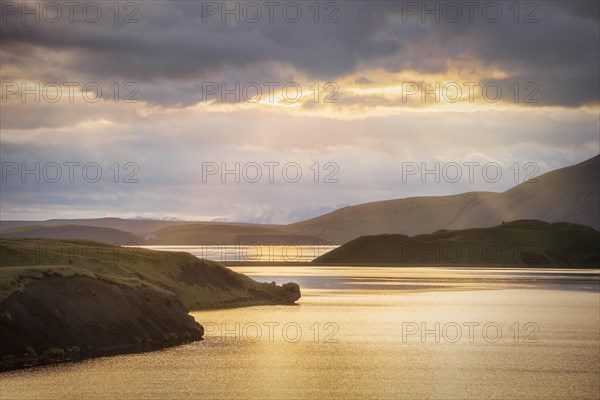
[
  {"xmin": 1, "ymin": 1, "xmax": 598, "ymax": 107},
  {"xmin": 1, "ymin": 1, "xmax": 396, "ymax": 79}
]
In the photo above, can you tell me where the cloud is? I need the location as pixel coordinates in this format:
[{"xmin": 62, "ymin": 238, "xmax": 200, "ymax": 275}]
[
  {"xmin": 1, "ymin": 1, "xmax": 597, "ymax": 108},
  {"xmin": 2, "ymin": 105, "xmax": 598, "ymax": 220},
  {"xmin": 1, "ymin": 0, "xmax": 598, "ymax": 220}
]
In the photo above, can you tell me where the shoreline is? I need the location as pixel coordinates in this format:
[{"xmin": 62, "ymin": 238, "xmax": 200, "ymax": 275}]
[
  {"xmin": 223, "ymin": 261, "xmax": 600, "ymax": 270},
  {"xmin": 0, "ymin": 296, "xmax": 302, "ymax": 373}
]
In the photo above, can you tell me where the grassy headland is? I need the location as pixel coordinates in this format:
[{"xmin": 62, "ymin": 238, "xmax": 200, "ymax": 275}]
[{"xmin": 0, "ymin": 238, "xmax": 300, "ymax": 370}]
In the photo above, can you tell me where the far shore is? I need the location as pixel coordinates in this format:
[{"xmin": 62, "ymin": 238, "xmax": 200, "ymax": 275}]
[{"xmin": 222, "ymin": 261, "xmax": 600, "ymax": 269}]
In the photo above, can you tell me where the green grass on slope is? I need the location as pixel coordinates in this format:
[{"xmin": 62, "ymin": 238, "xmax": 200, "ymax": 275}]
[{"xmin": 0, "ymin": 238, "xmax": 287, "ymax": 308}]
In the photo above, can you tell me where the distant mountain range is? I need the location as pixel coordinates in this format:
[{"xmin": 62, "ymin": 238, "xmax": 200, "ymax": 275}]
[
  {"xmin": 0, "ymin": 224, "xmax": 140, "ymax": 244},
  {"xmin": 128, "ymin": 216, "xmax": 184, "ymax": 221},
  {"xmin": 246, "ymin": 205, "xmax": 351, "ymax": 224},
  {"xmin": 1, "ymin": 155, "xmax": 598, "ymax": 246}
]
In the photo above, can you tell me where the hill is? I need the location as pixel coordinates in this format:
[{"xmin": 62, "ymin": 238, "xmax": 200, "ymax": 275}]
[
  {"xmin": 0, "ymin": 221, "xmax": 329, "ymax": 245},
  {"xmin": 0, "ymin": 218, "xmax": 199, "ymax": 233},
  {"xmin": 313, "ymin": 220, "xmax": 600, "ymax": 266},
  {"xmin": 0, "ymin": 238, "xmax": 300, "ymax": 370},
  {"xmin": 148, "ymin": 223, "xmax": 328, "ymax": 245},
  {"xmin": 0, "ymin": 238, "xmax": 300, "ymax": 308},
  {"xmin": 292, "ymin": 155, "xmax": 600, "ymax": 243}
]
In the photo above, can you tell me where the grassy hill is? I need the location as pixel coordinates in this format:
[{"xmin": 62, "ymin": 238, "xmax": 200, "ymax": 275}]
[
  {"xmin": 148, "ymin": 223, "xmax": 328, "ymax": 245},
  {"xmin": 0, "ymin": 238, "xmax": 300, "ymax": 308},
  {"xmin": 313, "ymin": 220, "xmax": 600, "ymax": 267},
  {"xmin": 0, "ymin": 238, "xmax": 300, "ymax": 370}
]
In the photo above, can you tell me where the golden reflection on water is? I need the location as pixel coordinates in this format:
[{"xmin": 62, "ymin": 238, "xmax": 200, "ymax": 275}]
[
  {"xmin": 230, "ymin": 265, "xmax": 600, "ymax": 292},
  {"xmin": 1, "ymin": 267, "xmax": 599, "ymax": 399}
]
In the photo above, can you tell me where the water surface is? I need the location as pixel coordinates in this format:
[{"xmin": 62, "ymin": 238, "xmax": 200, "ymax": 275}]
[
  {"xmin": 139, "ymin": 245, "xmax": 338, "ymax": 262},
  {"xmin": 1, "ymin": 267, "xmax": 598, "ymax": 399}
]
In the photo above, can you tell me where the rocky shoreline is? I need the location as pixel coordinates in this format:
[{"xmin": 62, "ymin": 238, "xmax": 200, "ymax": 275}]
[{"xmin": 0, "ymin": 275, "xmax": 203, "ymax": 371}]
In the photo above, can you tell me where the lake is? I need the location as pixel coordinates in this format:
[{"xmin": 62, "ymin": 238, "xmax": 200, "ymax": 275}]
[
  {"xmin": 138, "ymin": 245, "xmax": 339, "ymax": 262},
  {"xmin": 1, "ymin": 266, "xmax": 598, "ymax": 399}
]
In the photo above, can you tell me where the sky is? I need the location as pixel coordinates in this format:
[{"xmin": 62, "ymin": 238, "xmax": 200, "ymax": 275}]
[{"xmin": 1, "ymin": 0, "xmax": 599, "ymax": 222}]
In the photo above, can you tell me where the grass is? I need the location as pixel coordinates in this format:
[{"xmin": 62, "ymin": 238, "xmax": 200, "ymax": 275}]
[{"xmin": 0, "ymin": 238, "xmax": 291, "ymax": 308}]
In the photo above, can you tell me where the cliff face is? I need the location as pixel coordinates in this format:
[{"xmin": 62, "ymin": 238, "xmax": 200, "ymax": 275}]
[
  {"xmin": 173, "ymin": 260, "xmax": 301, "ymax": 309},
  {"xmin": 0, "ymin": 275, "xmax": 203, "ymax": 371}
]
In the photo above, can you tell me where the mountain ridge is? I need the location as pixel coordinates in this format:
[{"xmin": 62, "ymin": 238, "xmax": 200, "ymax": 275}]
[
  {"xmin": 290, "ymin": 155, "xmax": 599, "ymax": 243},
  {"xmin": 1, "ymin": 155, "xmax": 598, "ymax": 245}
]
